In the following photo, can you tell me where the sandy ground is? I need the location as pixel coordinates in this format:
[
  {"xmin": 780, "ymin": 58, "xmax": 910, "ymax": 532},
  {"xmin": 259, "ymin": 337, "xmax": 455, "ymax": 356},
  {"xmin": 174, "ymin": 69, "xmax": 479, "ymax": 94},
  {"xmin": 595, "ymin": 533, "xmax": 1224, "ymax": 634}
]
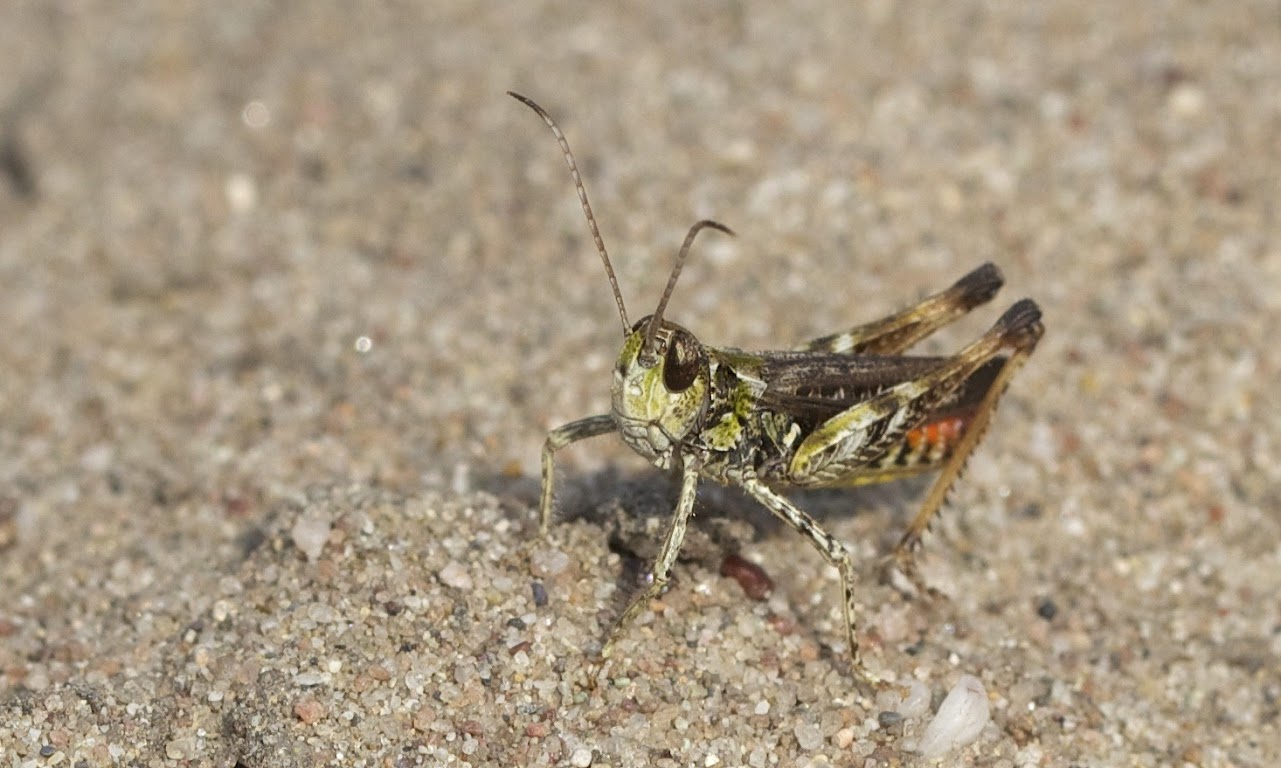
[{"xmin": 1, "ymin": 2, "xmax": 1278, "ymax": 766}]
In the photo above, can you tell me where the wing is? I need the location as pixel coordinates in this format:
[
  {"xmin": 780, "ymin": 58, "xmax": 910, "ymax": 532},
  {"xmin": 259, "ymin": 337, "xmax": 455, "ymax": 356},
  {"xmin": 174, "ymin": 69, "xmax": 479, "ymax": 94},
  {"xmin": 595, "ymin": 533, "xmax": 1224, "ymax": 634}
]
[
  {"xmin": 754, "ymin": 354, "xmax": 1008, "ymax": 485},
  {"xmin": 753, "ymin": 352, "xmax": 956, "ymax": 430},
  {"xmin": 832, "ymin": 357, "xmax": 1007, "ymax": 484}
]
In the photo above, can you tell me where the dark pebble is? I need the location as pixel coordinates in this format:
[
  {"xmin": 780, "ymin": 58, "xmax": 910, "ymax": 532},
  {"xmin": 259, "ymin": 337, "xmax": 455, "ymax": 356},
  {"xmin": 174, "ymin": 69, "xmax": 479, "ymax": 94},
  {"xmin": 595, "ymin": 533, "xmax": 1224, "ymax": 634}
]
[
  {"xmin": 720, "ymin": 553, "xmax": 774, "ymax": 601},
  {"xmin": 878, "ymin": 710, "xmax": 904, "ymax": 727},
  {"xmin": 1036, "ymin": 598, "xmax": 1058, "ymax": 621}
]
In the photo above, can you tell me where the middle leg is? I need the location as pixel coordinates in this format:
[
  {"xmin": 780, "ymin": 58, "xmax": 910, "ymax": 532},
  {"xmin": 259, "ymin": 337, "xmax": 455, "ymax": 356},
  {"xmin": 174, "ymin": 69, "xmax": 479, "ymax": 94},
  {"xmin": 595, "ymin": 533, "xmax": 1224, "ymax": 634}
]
[{"xmin": 740, "ymin": 474, "xmax": 879, "ymax": 684}]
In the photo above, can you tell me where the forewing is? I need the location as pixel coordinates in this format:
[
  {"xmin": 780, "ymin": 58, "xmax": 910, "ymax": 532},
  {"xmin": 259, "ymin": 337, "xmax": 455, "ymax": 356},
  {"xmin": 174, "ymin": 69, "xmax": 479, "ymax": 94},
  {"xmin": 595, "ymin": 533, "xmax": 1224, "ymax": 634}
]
[
  {"xmin": 755, "ymin": 352, "xmax": 952, "ymax": 428},
  {"xmin": 757, "ymin": 354, "xmax": 1008, "ymax": 486}
]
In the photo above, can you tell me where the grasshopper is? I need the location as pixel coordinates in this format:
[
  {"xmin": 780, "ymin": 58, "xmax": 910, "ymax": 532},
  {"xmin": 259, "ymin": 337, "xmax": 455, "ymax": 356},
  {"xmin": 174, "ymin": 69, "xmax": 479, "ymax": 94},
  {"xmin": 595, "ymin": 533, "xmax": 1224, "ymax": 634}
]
[{"xmin": 510, "ymin": 91, "xmax": 1044, "ymax": 682}]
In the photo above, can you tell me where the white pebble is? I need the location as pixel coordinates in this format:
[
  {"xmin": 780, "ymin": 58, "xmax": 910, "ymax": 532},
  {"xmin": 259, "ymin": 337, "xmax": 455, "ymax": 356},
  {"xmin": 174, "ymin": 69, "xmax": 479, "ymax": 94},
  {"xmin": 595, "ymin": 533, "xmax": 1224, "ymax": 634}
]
[
  {"xmin": 290, "ymin": 514, "xmax": 331, "ymax": 562},
  {"xmin": 1168, "ymin": 83, "xmax": 1206, "ymax": 117},
  {"xmin": 438, "ymin": 561, "xmax": 473, "ymax": 590},
  {"xmin": 293, "ymin": 671, "xmax": 329, "ymax": 687},
  {"xmin": 897, "ymin": 681, "xmax": 931, "ymax": 719},
  {"xmin": 916, "ymin": 675, "xmax": 990, "ymax": 758},
  {"xmin": 225, "ymin": 173, "xmax": 258, "ymax": 212},
  {"xmin": 529, "ymin": 547, "xmax": 570, "ymax": 577},
  {"xmin": 569, "ymin": 747, "xmax": 594, "ymax": 766},
  {"xmin": 794, "ymin": 722, "xmax": 823, "ymax": 751}
]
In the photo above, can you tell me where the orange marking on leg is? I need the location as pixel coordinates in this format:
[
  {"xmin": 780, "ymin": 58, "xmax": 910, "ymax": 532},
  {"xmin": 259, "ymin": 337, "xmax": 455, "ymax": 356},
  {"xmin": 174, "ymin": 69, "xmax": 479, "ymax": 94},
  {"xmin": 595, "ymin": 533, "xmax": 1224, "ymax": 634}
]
[{"xmin": 906, "ymin": 414, "xmax": 971, "ymax": 455}]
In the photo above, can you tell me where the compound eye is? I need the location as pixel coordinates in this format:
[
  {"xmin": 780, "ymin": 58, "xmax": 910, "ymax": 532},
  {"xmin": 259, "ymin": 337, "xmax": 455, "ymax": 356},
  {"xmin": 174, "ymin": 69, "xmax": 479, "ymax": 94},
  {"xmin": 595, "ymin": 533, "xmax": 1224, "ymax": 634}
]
[{"xmin": 662, "ymin": 331, "xmax": 700, "ymax": 392}]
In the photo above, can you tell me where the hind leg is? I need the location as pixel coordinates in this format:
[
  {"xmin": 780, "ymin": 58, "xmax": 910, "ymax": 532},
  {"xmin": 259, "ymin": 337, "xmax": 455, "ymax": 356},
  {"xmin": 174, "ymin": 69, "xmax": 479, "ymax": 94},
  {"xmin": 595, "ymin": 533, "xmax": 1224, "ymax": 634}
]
[{"xmin": 884, "ymin": 300, "xmax": 1044, "ymax": 595}]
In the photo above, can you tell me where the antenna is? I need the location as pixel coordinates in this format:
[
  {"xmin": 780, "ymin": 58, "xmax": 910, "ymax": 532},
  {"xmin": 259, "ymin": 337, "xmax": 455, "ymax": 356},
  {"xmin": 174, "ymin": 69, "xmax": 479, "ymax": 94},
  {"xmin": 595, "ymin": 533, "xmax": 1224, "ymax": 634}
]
[
  {"xmin": 643, "ymin": 220, "xmax": 734, "ymax": 358},
  {"xmin": 508, "ymin": 91, "xmax": 630, "ymax": 335}
]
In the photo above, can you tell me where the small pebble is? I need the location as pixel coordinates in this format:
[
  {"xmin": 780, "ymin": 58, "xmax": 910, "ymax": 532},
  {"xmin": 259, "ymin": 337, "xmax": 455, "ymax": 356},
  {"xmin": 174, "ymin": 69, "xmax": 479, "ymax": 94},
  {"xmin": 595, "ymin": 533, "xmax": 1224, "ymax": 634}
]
[
  {"xmin": 720, "ymin": 553, "xmax": 774, "ymax": 600},
  {"xmin": 569, "ymin": 746, "xmax": 594, "ymax": 766},
  {"xmin": 225, "ymin": 172, "xmax": 258, "ymax": 211},
  {"xmin": 1168, "ymin": 83, "xmax": 1206, "ymax": 117},
  {"xmin": 530, "ymin": 547, "xmax": 570, "ymax": 577},
  {"xmin": 438, "ymin": 561, "xmax": 473, "ymax": 590},
  {"xmin": 294, "ymin": 671, "xmax": 328, "ymax": 687},
  {"xmin": 1036, "ymin": 598, "xmax": 1058, "ymax": 620},
  {"xmin": 917, "ymin": 675, "xmax": 991, "ymax": 758},
  {"xmin": 794, "ymin": 722, "xmax": 823, "ymax": 751},
  {"xmin": 290, "ymin": 514, "xmax": 331, "ymax": 562},
  {"xmin": 294, "ymin": 696, "xmax": 326, "ymax": 724},
  {"xmin": 164, "ymin": 738, "xmax": 192, "ymax": 760},
  {"xmin": 877, "ymin": 710, "xmax": 904, "ymax": 727},
  {"xmin": 897, "ymin": 681, "xmax": 931, "ymax": 719},
  {"xmin": 531, "ymin": 581, "xmax": 548, "ymax": 607}
]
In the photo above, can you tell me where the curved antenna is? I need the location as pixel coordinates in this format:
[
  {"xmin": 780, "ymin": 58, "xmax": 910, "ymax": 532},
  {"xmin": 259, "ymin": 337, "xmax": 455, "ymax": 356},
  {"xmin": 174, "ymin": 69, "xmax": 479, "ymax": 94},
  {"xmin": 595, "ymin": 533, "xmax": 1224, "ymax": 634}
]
[
  {"xmin": 644, "ymin": 219, "xmax": 735, "ymax": 357},
  {"xmin": 508, "ymin": 91, "xmax": 630, "ymax": 335}
]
